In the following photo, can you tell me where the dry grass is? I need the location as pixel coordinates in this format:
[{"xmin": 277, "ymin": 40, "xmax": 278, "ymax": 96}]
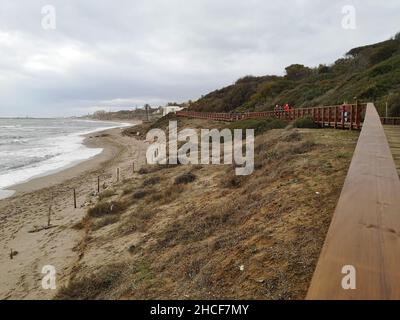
[
  {"xmin": 98, "ymin": 189, "xmax": 117, "ymax": 201},
  {"xmin": 55, "ymin": 263, "xmax": 130, "ymax": 300},
  {"xmin": 91, "ymin": 215, "xmax": 120, "ymax": 231},
  {"xmin": 87, "ymin": 201, "xmax": 126, "ymax": 218},
  {"xmin": 59, "ymin": 120, "xmax": 359, "ymax": 300}
]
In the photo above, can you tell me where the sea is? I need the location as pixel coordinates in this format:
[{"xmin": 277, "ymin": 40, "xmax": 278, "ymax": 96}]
[{"xmin": 0, "ymin": 118, "xmax": 130, "ymax": 199}]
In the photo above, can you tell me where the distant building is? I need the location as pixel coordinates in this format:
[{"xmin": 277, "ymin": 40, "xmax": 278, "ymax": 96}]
[
  {"xmin": 162, "ymin": 106, "xmax": 184, "ymax": 116},
  {"xmin": 152, "ymin": 107, "xmax": 163, "ymax": 115}
]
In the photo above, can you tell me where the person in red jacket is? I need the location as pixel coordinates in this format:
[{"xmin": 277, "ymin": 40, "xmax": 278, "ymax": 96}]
[{"xmin": 284, "ymin": 103, "xmax": 290, "ymax": 113}]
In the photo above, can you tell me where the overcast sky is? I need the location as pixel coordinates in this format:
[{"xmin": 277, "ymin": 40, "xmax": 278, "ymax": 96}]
[{"xmin": 0, "ymin": 0, "xmax": 399, "ymax": 117}]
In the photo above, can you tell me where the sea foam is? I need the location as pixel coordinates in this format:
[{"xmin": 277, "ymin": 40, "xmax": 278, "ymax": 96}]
[{"xmin": 0, "ymin": 119, "xmax": 130, "ymax": 192}]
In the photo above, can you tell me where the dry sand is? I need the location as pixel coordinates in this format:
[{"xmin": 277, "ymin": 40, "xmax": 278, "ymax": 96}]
[{"xmin": 0, "ymin": 124, "xmax": 148, "ymax": 299}]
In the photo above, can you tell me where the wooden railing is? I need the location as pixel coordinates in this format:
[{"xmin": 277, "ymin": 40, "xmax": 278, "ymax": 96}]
[
  {"xmin": 381, "ymin": 117, "xmax": 400, "ymax": 126},
  {"xmin": 176, "ymin": 104, "xmax": 368, "ymax": 130},
  {"xmin": 307, "ymin": 103, "xmax": 400, "ymax": 300}
]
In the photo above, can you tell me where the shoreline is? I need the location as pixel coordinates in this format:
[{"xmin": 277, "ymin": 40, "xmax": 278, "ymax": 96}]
[
  {"xmin": 8, "ymin": 127, "xmax": 124, "ymax": 195},
  {"xmin": 0, "ymin": 121, "xmax": 148, "ymax": 299},
  {"xmin": 1, "ymin": 120, "xmax": 140, "ymax": 198}
]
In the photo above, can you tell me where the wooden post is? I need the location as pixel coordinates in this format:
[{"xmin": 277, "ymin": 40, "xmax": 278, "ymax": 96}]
[
  {"xmin": 47, "ymin": 205, "xmax": 52, "ymax": 227},
  {"xmin": 97, "ymin": 176, "xmax": 100, "ymax": 193},
  {"xmin": 328, "ymin": 107, "xmax": 331, "ymax": 127},
  {"xmin": 73, "ymin": 189, "xmax": 77, "ymax": 209},
  {"xmin": 334, "ymin": 107, "xmax": 338, "ymax": 129},
  {"xmin": 350, "ymin": 105, "xmax": 354, "ymax": 130},
  {"xmin": 117, "ymin": 168, "xmax": 120, "ymax": 182},
  {"xmin": 341, "ymin": 105, "xmax": 346, "ymax": 130},
  {"xmin": 321, "ymin": 107, "xmax": 325, "ymax": 128},
  {"xmin": 386, "ymin": 102, "xmax": 388, "ymax": 118}
]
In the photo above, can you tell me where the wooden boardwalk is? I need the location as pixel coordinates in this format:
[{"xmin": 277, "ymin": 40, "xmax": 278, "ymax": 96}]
[
  {"xmin": 384, "ymin": 125, "xmax": 400, "ymax": 177},
  {"xmin": 177, "ymin": 102, "xmax": 400, "ymax": 299}
]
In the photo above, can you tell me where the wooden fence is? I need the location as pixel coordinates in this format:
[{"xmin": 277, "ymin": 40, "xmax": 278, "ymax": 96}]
[{"xmin": 176, "ymin": 103, "xmax": 368, "ymax": 130}]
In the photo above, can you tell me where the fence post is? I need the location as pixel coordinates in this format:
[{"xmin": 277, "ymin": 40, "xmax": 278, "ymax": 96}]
[
  {"xmin": 321, "ymin": 107, "xmax": 325, "ymax": 128},
  {"xmin": 73, "ymin": 189, "xmax": 77, "ymax": 209},
  {"xmin": 342, "ymin": 106, "xmax": 346, "ymax": 130},
  {"xmin": 328, "ymin": 107, "xmax": 331, "ymax": 127},
  {"xmin": 350, "ymin": 105, "xmax": 354, "ymax": 130},
  {"xmin": 97, "ymin": 176, "xmax": 100, "ymax": 193},
  {"xmin": 47, "ymin": 205, "xmax": 52, "ymax": 227},
  {"xmin": 334, "ymin": 107, "xmax": 338, "ymax": 129}
]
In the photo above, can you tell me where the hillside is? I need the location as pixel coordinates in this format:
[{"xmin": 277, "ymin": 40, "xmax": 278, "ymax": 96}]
[
  {"xmin": 189, "ymin": 34, "xmax": 400, "ymax": 116},
  {"xmin": 55, "ymin": 118, "xmax": 359, "ymax": 300}
]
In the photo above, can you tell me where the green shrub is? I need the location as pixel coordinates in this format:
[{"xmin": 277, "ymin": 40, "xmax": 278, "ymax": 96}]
[
  {"xmin": 222, "ymin": 174, "xmax": 245, "ymax": 188},
  {"xmin": 388, "ymin": 93, "xmax": 400, "ymax": 117},
  {"xmin": 174, "ymin": 172, "xmax": 196, "ymax": 185},
  {"xmin": 138, "ymin": 168, "xmax": 149, "ymax": 175},
  {"xmin": 389, "ymin": 104, "xmax": 400, "ymax": 117},
  {"xmin": 369, "ymin": 41, "xmax": 399, "ymax": 65},
  {"xmin": 285, "ymin": 64, "xmax": 312, "ymax": 80},
  {"xmin": 142, "ymin": 176, "xmax": 160, "ymax": 187},
  {"xmin": 133, "ymin": 190, "xmax": 149, "ymax": 199},
  {"xmin": 227, "ymin": 118, "xmax": 287, "ymax": 136},
  {"xmin": 293, "ymin": 117, "xmax": 319, "ymax": 129}
]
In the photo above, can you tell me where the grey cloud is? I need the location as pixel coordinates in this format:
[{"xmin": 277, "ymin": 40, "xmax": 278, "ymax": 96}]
[{"xmin": 0, "ymin": 0, "xmax": 399, "ymax": 116}]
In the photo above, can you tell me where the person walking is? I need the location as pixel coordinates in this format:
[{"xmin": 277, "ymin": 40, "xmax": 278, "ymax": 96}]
[{"xmin": 284, "ymin": 103, "xmax": 290, "ymax": 113}]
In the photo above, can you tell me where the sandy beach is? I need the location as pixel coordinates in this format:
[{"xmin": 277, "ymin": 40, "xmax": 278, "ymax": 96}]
[{"xmin": 0, "ymin": 122, "xmax": 148, "ymax": 299}]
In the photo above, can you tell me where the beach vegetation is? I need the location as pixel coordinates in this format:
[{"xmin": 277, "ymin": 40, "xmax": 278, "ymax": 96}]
[
  {"xmin": 293, "ymin": 117, "xmax": 319, "ymax": 129},
  {"xmin": 174, "ymin": 172, "xmax": 196, "ymax": 185},
  {"xmin": 87, "ymin": 201, "xmax": 126, "ymax": 218}
]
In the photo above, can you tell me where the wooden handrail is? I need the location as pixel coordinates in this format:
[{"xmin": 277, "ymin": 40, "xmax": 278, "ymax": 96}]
[
  {"xmin": 381, "ymin": 117, "xmax": 400, "ymax": 125},
  {"xmin": 306, "ymin": 103, "xmax": 400, "ymax": 300}
]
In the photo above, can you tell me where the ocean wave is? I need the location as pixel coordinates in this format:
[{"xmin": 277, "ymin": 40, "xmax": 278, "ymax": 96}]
[
  {"xmin": 0, "ymin": 135, "xmax": 25, "ymax": 139},
  {"xmin": 6, "ymin": 153, "xmax": 60, "ymax": 170},
  {"xmin": 0, "ymin": 119, "xmax": 131, "ymax": 189}
]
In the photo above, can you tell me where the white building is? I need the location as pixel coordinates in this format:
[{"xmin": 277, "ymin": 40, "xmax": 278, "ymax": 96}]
[{"xmin": 162, "ymin": 106, "xmax": 184, "ymax": 116}]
